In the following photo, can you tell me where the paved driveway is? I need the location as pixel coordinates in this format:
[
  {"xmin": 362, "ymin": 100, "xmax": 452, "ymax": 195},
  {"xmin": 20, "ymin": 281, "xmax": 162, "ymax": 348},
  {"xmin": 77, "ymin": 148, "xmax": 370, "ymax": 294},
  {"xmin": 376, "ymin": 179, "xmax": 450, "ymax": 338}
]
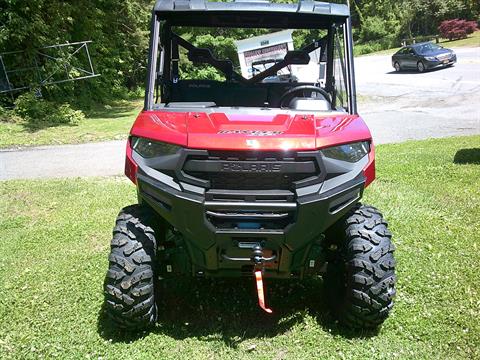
[
  {"xmin": 356, "ymin": 47, "xmax": 480, "ymax": 143},
  {"xmin": 1, "ymin": 47, "xmax": 479, "ymax": 180},
  {"xmin": 0, "ymin": 141, "xmax": 124, "ymax": 180}
]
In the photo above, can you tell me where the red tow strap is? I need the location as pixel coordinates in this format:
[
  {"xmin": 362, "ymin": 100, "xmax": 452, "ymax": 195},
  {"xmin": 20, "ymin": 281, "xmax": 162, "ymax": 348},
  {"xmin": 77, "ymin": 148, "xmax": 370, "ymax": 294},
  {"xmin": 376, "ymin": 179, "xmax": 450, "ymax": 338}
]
[{"xmin": 254, "ymin": 270, "xmax": 273, "ymax": 314}]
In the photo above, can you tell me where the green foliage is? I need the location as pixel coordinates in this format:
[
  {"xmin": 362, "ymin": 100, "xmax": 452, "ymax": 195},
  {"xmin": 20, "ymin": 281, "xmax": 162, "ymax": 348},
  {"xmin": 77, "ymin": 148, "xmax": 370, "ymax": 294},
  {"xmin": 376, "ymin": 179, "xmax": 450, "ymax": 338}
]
[
  {"xmin": 354, "ymin": 13, "xmax": 401, "ymax": 55},
  {"xmin": 402, "ymin": 0, "xmax": 475, "ymax": 36},
  {"xmin": 13, "ymin": 92, "xmax": 85, "ymax": 128},
  {"xmin": 0, "ymin": 0, "xmax": 153, "ymax": 105},
  {"xmin": 0, "ymin": 106, "xmax": 22, "ymax": 124},
  {"xmin": 292, "ymin": 29, "xmax": 328, "ymax": 49},
  {"xmin": 358, "ymin": 16, "xmax": 389, "ymax": 42},
  {"xmin": 354, "ymin": 42, "xmax": 386, "ymax": 56},
  {"xmin": 177, "ymin": 32, "xmax": 237, "ymax": 80}
]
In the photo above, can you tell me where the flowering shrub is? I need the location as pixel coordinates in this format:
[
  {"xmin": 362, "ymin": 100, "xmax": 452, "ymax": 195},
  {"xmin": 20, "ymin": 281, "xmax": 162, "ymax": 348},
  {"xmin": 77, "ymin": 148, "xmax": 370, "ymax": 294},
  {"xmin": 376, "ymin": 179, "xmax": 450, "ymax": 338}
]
[{"xmin": 438, "ymin": 19, "xmax": 478, "ymax": 41}]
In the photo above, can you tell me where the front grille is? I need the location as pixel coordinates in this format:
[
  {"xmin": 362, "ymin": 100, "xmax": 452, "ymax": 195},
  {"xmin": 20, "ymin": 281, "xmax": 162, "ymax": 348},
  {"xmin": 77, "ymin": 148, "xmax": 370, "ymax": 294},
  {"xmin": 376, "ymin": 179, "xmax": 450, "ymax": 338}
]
[
  {"xmin": 194, "ymin": 172, "xmax": 309, "ymax": 190},
  {"xmin": 183, "ymin": 151, "xmax": 320, "ymax": 191}
]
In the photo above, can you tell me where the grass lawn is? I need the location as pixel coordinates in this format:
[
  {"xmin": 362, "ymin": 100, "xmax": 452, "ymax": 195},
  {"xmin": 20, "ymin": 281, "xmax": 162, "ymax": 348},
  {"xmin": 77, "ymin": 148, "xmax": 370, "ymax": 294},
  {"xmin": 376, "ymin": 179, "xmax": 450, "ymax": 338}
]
[
  {"xmin": 439, "ymin": 30, "xmax": 480, "ymax": 48},
  {"xmin": 0, "ymin": 99, "xmax": 142, "ymax": 149},
  {"xmin": 1, "ymin": 136, "xmax": 479, "ymax": 359},
  {"xmin": 362, "ymin": 30, "xmax": 480, "ymax": 57}
]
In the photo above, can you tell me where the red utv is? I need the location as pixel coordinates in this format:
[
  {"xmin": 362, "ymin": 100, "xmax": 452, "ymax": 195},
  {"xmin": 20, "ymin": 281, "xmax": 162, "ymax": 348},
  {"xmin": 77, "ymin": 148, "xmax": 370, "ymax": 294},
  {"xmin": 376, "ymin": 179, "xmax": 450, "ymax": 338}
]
[{"xmin": 104, "ymin": 0, "xmax": 396, "ymax": 330}]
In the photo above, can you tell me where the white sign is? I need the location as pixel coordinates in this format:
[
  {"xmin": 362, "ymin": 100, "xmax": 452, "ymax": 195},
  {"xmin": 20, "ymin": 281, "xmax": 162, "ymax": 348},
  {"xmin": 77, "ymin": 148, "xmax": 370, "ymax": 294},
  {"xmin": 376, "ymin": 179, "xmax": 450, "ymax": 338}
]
[{"xmin": 235, "ymin": 30, "xmax": 294, "ymax": 79}]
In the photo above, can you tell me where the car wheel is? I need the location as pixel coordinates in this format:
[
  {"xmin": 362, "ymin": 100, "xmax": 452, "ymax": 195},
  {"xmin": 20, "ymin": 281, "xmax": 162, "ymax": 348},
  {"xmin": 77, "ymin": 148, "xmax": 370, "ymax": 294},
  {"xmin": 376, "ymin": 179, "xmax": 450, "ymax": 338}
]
[
  {"xmin": 417, "ymin": 61, "xmax": 425, "ymax": 73},
  {"xmin": 394, "ymin": 62, "xmax": 401, "ymax": 72}
]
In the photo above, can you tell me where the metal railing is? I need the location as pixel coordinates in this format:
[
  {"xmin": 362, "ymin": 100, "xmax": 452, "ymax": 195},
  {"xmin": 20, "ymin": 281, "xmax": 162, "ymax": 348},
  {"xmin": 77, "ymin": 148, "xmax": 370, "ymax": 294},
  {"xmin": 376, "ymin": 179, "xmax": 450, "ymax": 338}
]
[{"xmin": 0, "ymin": 41, "xmax": 100, "ymax": 96}]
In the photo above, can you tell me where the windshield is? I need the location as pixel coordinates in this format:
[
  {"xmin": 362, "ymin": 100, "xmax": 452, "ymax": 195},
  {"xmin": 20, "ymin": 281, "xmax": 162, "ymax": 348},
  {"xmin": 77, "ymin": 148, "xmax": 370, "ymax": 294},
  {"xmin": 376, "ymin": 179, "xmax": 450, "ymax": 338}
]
[
  {"xmin": 416, "ymin": 43, "xmax": 443, "ymax": 54},
  {"xmin": 150, "ymin": 22, "xmax": 352, "ymax": 112}
]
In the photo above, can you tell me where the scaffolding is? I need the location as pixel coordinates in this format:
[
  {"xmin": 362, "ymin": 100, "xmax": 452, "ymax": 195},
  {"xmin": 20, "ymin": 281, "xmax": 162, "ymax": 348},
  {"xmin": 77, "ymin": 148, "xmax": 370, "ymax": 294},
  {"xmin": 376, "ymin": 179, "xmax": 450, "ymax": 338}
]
[{"xmin": 0, "ymin": 41, "xmax": 100, "ymax": 96}]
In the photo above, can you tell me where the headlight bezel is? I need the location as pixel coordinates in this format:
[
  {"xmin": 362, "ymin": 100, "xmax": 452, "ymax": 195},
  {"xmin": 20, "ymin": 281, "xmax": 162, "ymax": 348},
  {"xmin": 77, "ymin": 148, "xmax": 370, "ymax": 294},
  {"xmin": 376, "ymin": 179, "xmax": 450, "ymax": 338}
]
[
  {"xmin": 321, "ymin": 141, "xmax": 370, "ymax": 163},
  {"xmin": 130, "ymin": 136, "xmax": 182, "ymax": 158}
]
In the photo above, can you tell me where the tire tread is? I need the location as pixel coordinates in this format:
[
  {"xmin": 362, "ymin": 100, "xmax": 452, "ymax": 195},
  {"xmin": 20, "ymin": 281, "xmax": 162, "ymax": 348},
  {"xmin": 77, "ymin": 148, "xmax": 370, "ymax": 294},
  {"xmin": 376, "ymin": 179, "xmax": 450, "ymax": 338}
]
[
  {"xmin": 326, "ymin": 203, "xmax": 396, "ymax": 329},
  {"xmin": 104, "ymin": 205, "xmax": 158, "ymax": 330}
]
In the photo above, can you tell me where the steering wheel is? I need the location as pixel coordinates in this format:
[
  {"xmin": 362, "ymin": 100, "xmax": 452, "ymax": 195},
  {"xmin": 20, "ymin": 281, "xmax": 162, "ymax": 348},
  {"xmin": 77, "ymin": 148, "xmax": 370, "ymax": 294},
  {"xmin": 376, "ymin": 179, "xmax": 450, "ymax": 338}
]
[{"xmin": 279, "ymin": 85, "xmax": 331, "ymax": 109}]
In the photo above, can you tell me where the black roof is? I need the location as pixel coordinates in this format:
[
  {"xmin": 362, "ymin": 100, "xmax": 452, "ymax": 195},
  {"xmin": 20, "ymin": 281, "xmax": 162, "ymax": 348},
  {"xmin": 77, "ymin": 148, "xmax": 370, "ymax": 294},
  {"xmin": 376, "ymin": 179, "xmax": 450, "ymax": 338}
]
[{"xmin": 154, "ymin": 0, "xmax": 350, "ymax": 28}]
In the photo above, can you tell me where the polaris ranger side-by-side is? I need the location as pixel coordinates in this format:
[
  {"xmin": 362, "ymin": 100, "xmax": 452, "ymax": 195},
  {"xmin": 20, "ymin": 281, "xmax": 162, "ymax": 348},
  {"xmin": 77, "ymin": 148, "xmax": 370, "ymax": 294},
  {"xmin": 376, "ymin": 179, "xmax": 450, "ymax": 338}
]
[{"xmin": 104, "ymin": 0, "xmax": 396, "ymax": 330}]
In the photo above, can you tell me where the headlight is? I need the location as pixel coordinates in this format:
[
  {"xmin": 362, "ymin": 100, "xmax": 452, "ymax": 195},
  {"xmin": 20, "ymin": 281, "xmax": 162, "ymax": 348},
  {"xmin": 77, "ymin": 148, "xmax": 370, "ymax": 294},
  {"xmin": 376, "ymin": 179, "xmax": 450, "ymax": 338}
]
[
  {"xmin": 424, "ymin": 56, "xmax": 437, "ymax": 61},
  {"xmin": 321, "ymin": 141, "xmax": 370, "ymax": 163},
  {"xmin": 131, "ymin": 136, "xmax": 182, "ymax": 158}
]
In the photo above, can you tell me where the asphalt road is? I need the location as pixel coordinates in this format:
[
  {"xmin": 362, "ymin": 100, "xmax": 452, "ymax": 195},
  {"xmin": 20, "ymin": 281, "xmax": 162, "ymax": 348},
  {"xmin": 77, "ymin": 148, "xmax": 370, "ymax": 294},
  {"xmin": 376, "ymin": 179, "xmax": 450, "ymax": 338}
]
[
  {"xmin": 0, "ymin": 141, "xmax": 124, "ymax": 180},
  {"xmin": 1, "ymin": 47, "xmax": 479, "ymax": 180},
  {"xmin": 356, "ymin": 47, "xmax": 480, "ymax": 143}
]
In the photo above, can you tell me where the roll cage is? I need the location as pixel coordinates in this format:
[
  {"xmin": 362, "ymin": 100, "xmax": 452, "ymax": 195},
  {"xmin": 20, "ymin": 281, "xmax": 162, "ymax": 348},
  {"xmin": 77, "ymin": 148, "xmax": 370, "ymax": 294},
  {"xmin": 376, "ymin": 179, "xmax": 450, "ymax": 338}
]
[
  {"xmin": 170, "ymin": 33, "xmax": 324, "ymax": 84},
  {"xmin": 145, "ymin": 0, "xmax": 357, "ymax": 114}
]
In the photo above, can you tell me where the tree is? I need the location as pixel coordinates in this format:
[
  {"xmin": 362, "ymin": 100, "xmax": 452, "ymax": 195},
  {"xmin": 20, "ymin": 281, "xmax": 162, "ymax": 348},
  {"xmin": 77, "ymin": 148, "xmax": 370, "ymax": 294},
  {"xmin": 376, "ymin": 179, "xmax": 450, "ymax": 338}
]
[
  {"xmin": 0, "ymin": 0, "xmax": 154, "ymax": 104},
  {"xmin": 438, "ymin": 19, "xmax": 478, "ymax": 40}
]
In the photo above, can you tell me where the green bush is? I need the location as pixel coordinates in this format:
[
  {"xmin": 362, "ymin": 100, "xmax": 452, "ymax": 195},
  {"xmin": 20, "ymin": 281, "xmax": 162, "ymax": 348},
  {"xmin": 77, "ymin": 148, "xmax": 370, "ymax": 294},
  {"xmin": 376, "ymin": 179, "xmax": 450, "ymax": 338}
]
[
  {"xmin": 0, "ymin": 105, "xmax": 22, "ymax": 123},
  {"xmin": 354, "ymin": 42, "xmax": 386, "ymax": 55},
  {"xmin": 13, "ymin": 92, "xmax": 85, "ymax": 128},
  {"xmin": 359, "ymin": 16, "xmax": 389, "ymax": 42}
]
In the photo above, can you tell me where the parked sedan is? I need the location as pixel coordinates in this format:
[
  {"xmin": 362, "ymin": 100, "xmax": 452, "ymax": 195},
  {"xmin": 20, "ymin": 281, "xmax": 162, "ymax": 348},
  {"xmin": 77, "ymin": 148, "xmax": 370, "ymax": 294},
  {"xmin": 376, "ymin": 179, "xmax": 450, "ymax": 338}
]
[{"xmin": 392, "ymin": 42, "xmax": 457, "ymax": 72}]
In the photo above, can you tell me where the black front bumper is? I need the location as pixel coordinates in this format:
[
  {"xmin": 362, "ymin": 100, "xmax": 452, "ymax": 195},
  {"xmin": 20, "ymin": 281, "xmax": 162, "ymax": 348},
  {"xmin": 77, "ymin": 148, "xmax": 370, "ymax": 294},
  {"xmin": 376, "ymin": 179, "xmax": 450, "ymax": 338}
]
[{"xmin": 134, "ymin": 148, "xmax": 367, "ymax": 278}]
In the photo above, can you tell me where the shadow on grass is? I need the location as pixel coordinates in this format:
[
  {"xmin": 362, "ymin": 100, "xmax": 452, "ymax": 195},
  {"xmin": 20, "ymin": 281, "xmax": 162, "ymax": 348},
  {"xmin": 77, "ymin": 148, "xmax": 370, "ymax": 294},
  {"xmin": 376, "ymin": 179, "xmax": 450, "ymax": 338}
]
[
  {"xmin": 454, "ymin": 148, "xmax": 480, "ymax": 165},
  {"xmin": 84, "ymin": 100, "xmax": 141, "ymax": 120},
  {"xmin": 97, "ymin": 277, "xmax": 379, "ymax": 346},
  {"xmin": 21, "ymin": 121, "xmax": 78, "ymax": 133}
]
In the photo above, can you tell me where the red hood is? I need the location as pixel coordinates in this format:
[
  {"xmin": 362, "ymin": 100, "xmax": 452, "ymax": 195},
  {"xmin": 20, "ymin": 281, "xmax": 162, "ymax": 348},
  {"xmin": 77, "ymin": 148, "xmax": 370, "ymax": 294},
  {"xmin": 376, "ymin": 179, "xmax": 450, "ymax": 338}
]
[{"xmin": 130, "ymin": 110, "xmax": 372, "ymax": 150}]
